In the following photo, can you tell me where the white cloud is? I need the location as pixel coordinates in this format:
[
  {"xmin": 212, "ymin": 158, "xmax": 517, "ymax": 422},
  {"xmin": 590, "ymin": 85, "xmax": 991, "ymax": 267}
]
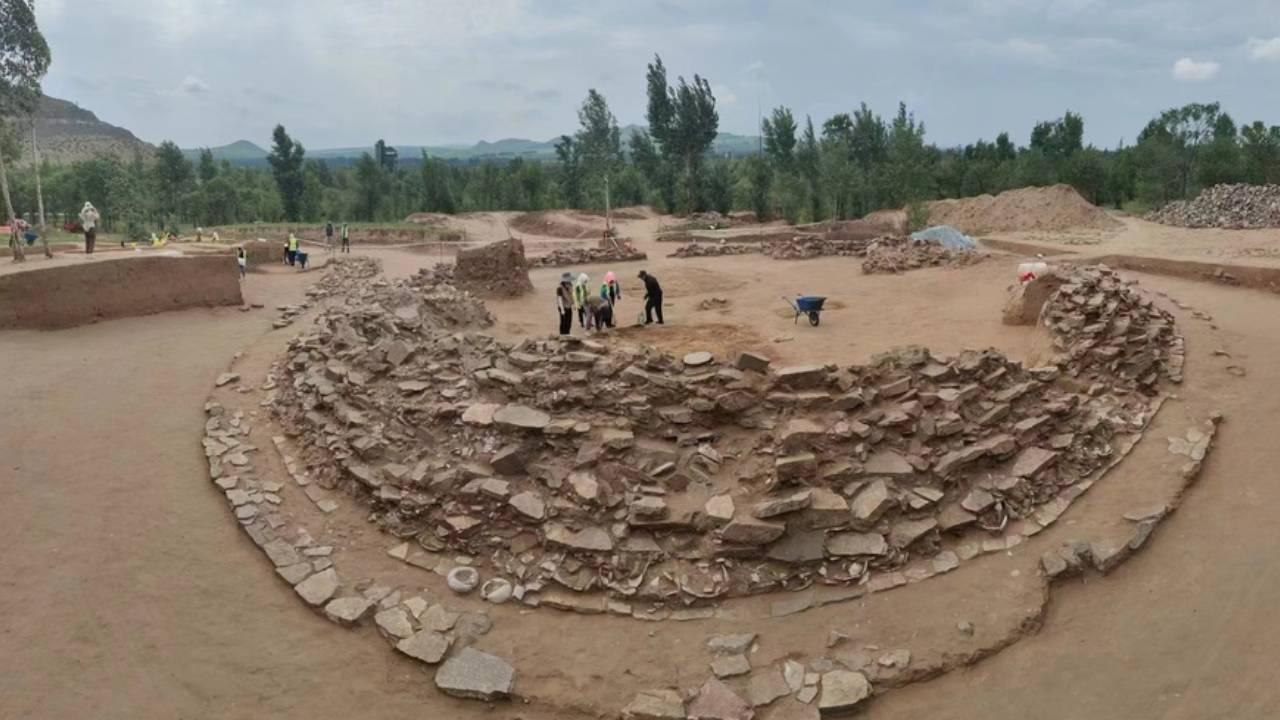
[
  {"xmin": 1247, "ymin": 36, "xmax": 1280, "ymax": 61},
  {"xmin": 743, "ymin": 60, "xmax": 765, "ymax": 74},
  {"xmin": 1171, "ymin": 57, "xmax": 1220, "ymax": 82},
  {"xmin": 180, "ymin": 75, "xmax": 210, "ymax": 94},
  {"xmin": 970, "ymin": 37, "xmax": 1056, "ymax": 64},
  {"xmin": 711, "ymin": 84, "xmax": 737, "ymax": 108}
]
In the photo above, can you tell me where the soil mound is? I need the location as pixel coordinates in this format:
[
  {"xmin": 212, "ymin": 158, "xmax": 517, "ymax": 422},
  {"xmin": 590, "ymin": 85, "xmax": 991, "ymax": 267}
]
[
  {"xmin": 861, "ymin": 237, "xmax": 986, "ymax": 275},
  {"xmin": 510, "ymin": 212, "xmax": 601, "ymax": 239},
  {"xmin": 454, "ymin": 238, "xmax": 534, "ymax": 297},
  {"xmin": 926, "ymin": 185, "xmax": 1121, "ymax": 235},
  {"xmin": 1146, "ymin": 184, "xmax": 1280, "ymax": 229}
]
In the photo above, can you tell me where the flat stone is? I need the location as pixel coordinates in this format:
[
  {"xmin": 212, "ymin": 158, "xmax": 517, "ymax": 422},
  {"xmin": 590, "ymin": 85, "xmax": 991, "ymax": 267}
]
[
  {"xmin": 461, "ymin": 403, "xmax": 500, "ymax": 426},
  {"xmin": 938, "ymin": 504, "xmax": 978, "ymax": 533},
  {"xmin": 863, "ymin": 451, "xmax": 913, "ymax": 477},
  {"xmin": 707, "ymin": 633, "xmax": 757, "ymax": 655},
  {"xmin": 544, "ymin": 523, "xmax": 614, "ymax": 552},
  {"xmin": 493, "ymin": 404, "xmax": 551, "ymax": 431},
  {"xmin": 687, "ymin": 678, "xmax": 754, "ymax": 720},
  {"xmin": 294, "ymin": 568, "xmax": 339, "ymax": 606},
  {"xmin": 753, "ymin": 490, "xmax": 813, "ymax": 518},
  {"xmin": 396, "ymin": 629, "xmax": 451, "ymax": 664},
  {"xmin": 705, "ymin": 495, "xmax": 735, "ymax": 522},
  {"xmin": 766, "ymin": 529, "xmax": 827, "ymax": 563},
  {"xmin": 434, "ymin": 647, "xmax": 515, "ymax": 701},
  {"xmin": 889, "ymin": 518, "xmax": 938, "ymax": 549},
  {"xmin": 736, "ymin": 351, "xmax": 771, "ymax": 373},
  {"xmin": 276, "ymin": 562, "xmax": 313, "ymax": 585},
  {"xmin": 784, "ymin": 660, "xmax": 806, "ymax": 692},
  {"xmin": 374, "ymin": 608, "xmax": 415, "ymax": 639},
  {"xmin": 961, "ymin": 487, "xmax": 997, "ymax": 513},
  {"xmin": 631, "ymin": 496, "xmax": 669, "ymax": 520},
  {"xmin": 775, "ymin": 453, "xmax": 818, "ymax": 481},
  {"xmin": 826, "ymin": 531, "xmax": 888, "ymax": 557},
  {"xmin": 878, "ymin": 648, "xmax": 911, "ymax": 669},
  {"xmin": 817, "ymin": 670, "xmax": 871, "ymax": 714},
  {"xmin": 684, "ymin": 351, "xmax": 714, "ymax": 367},
  {"xmin": 623, "ymin": 689, "xmax": 685, "ymax": 720},
  {"xmin": 776, "ymin": 365, "xmax": 827, "ymax": 389},
  {"xmin": 569, "ymin": 471, "xmax": 601, "ymax": 502},
  {"xmin": 420, "ymin": 604, "xmax": 460, "ymax": 632},
  {"xmin": 716, "ymin": 390, "xmax": 758, "ymax": 413},
  {"xmin": 1011, "ymin": 447, "xmax": 1058, "ymax": 478},
  {"xmin": 262, "ymin": 539, "xmax": 301, "ymax": 567},
  {"xmin": 711, "ymin": 654, "xmax": 752, "ymax": 678},
  {"xmin": 801, "ymin": 487, "xmax": 850, "ymax": 529},
  {"xmin": 601, "ymin": 427, "xmax": 636, "ymax": 450},
  {"xmin": 323, "ymin": 595, "xmax": 374, "ymax": 625},
  {"xmin": 215, "ymin": 372, "xmax": 240, "ymax": 387},
  {"xmin": 490, "ymin": 445, "xmax": 528, "ymax": 475},
  {"xmin": 850, "ymin": 480, "xmax": 893, "ymax": 525},
  {"xmin": 746, "ymin": 668, "xmax": 791, "ymax": 707},
  {"xmin": 721, "ymin": 518, "xmax": 786, "ymax": 545},
  {"xmin": 781, "ymin": 418, "xmax": 825, "ymax": 448},
  {"xmin": 509, "ymin": 491, "xmax": 546, "ymax": 521}
]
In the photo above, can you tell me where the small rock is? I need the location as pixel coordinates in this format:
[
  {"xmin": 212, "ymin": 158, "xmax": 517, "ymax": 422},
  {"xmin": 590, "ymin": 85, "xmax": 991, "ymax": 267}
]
[
  {"xmin": 711, "ymin": 654, "xmax": 751, "ymax": 678},
  {"xmin": 817, "ymin": 670, "xmax": 871, "ymax": 714},
  {"xmin": 480, "ymin": 578, "xmax": 514, "ymax": 604},
  {"xmin": 746, "ymin": 668, "xmax": 791, "ymax": 707},
  {"xmin": 721, "ymin": 518, "xmax": 787, "ymax": 545},
  {"xmin": 396, "ymin": 629, "xmax": 451, "ymax": 664},
  {"xmin": 707, "ymin": 633, "xmax": 757, "ymax": 655},
  {"xmin": 374, "ymin": 608, "xmax": 414, "ymax": 639},
  {"xmin": 434, "ymin": 647, "xmax": 515, "ymax": 701},
  {"xmin": 324, "ymin": 595, "xmax": 374, "ymax": 625},
  {"xmin": 684, "ymin": 351, "xmax": 714, "ymax": 367},
  {"xmin": 878, "ymin": 648, "xmax": 911, "ymax": 669},
  {"xmin": 294, "ymin": 568, "xmax": 339, "ymax": 606},
  {"xmin": 215, "ymin": 372, "xmax": 240, "ymax": 387},
  {"xmin": 687, "ymin": 678, "xmax": 754, "ymax": 720},
  {"xmin": 623, "ymin": 689, "xmax": 685, "ymax": 720},
  {"xmin": 957, "ymin": 620, "xmax": 975, "ymax": 636},
  {"xmin": 736, "ymin": 351, "xmax": 771, "ymax": 373},
  {"xmin": 705, "ymin": 494, "xmax": 735, "ymax": 522}
]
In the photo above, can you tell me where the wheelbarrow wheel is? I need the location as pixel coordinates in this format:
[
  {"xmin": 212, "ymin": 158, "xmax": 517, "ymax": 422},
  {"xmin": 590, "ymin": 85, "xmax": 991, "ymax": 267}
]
[{"xmin": 808, "ymin": 311, "xmax": 821, "ymax": 326}]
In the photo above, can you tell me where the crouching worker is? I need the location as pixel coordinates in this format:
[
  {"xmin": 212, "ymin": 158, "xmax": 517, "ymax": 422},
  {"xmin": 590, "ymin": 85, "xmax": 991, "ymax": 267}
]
[{"xmin": 586, "ymin": 292, "xmax": 613, "ymax": 330}]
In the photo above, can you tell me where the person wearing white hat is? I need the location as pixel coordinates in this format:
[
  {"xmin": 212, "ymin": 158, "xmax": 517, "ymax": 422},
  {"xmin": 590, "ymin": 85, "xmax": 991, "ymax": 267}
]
[{"xmin": 79, "ymin": 202, "xmax": 100, "ymax": 254}]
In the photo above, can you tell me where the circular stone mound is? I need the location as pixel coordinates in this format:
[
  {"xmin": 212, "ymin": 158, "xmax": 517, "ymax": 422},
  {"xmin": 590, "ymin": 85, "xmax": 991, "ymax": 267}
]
[{"xmin": 270, "ymin": 265, "xmax": 1181, "ymax": 610}]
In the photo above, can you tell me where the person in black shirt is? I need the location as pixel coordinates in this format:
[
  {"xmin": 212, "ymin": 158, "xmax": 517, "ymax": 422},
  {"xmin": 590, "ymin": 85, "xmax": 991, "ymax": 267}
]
[{"xmin": 638, "ymin": 270, "xmax": 664, "ymax": 325}]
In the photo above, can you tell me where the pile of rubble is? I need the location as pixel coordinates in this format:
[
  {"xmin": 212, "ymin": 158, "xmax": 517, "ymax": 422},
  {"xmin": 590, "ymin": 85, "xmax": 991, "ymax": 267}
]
[
  {"xmin": 272, "ymin": 256, "xmax": 384, "ymax": 328},
  {"xmin": 452, "ymin": 238, "xmax": 534, "ymax": 297},
  {"xmin": 861, "ymin": 238, "xmax": 986, "ymax": 275},
  {"xmin": 670, "ymin": 235, "xmax": 878, "ymax": 261},
  {"xmin": 269, "ymin": 263, "xmax": 1179, "ymax": 610},
  {"xmin": 528, "ymin": 245, "xmax": 647, "ymax": 268},
  {"xmin": 1147, "ymin": 183, "xmax": 1280, "ymax": 229},
  {"xmin": 670, "ymin": 243, "xmax": 759, "ymax": 258}
]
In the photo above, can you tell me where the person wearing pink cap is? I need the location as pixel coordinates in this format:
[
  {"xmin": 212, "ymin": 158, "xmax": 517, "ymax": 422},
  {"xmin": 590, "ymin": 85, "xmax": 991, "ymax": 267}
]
[{"xmin": 601, "ymin": 271, "xmax": 622, "ymax": 308}]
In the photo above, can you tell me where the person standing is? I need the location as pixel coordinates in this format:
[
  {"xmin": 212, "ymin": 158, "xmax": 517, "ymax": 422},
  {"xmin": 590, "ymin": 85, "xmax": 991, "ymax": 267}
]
[
  {"xmin": 601, "ymin": 271, "xmax": 622, "ymax": 308},
  {"xmin": 286, "ymin": 232, "xmax": 299, "ymax": 266},
  {"xmin": 556, "ymin": 273, "xmax": 575, "ymax": 335},
  {"xmin": 340, "ymin": 223, "xmax": 350, "ymax": 253},
  {"xmin": 79, "ymin": 202, "xmax": 100, "ymax": 254},
  {"xmin": 573, "ymin": 273, "xmax": 590, "ymax": 329},
  {"xmin": 236, "ymin": 246, "xmax": 247, "ymax": 278},
  {"xmin": 324, "ymin": 220, "xmax": 335, "ymax": 251},
  {"xmin": 638, "ymin": 270, "xmax": 664, "ymax": 325}
]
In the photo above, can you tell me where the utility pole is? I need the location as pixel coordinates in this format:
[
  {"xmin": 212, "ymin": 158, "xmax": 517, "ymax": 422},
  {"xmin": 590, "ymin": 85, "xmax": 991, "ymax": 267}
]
[{"xmin": 604, "ymin": 174, "xmax": 612, "ymax": 234}]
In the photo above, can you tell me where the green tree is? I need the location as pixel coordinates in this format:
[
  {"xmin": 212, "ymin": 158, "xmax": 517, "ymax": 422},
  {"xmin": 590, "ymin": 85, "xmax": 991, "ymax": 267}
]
[
  {"xmin": 267, "ymin": 124, "xmax": 306, "ymax": 221},
  {"xmin": 0, "ymin": 0, "xmax": 51, "ymax": 260},
  {"xmin": 153, "ymin": 140, "xmax": 194, "ymax": 220},
  {"xmin": 1241, "ymin": 121, "xmax": 1280, "ymax": 184},
  {"xmin": 353, "ymin": 153, "xmax": 386, "ymax": 221},
  {"xmin": 420, "ymin": 154, "xmax": 457, "ymax": 213},
  {"xmin": 553, "ymin": 134, "xmax": 582, "ymax": 208},
  {"xmin": 797, "ymin": 116, "xmax": 822, "ymax": 220},
  {"xmin": 1030, "ymin": 111, "xmax": 1084, "ymax": 160},
  {"xmin": 197, "ymin": 148, "xmax": 217, "ymax": 183},
  {"xmin": 882, "ymin": 102, "xmax": 933, "ymax": 206},
  {"xmin": 1137, "ymin": 102, "xmax": 1227, "ymax": 201},
  {"xmin": 762, "ymin": 106, "xmax": 797, "ymax": 172},
  {"xmin": 574, "ymin": 89, "xmax": 622, "ymax": 208}
]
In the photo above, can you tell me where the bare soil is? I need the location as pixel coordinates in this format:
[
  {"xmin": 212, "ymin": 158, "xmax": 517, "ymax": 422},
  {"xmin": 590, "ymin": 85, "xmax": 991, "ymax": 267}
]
[{"xmin": 4, "ymin": 206, "xmax": 1280, "ymax": 719}]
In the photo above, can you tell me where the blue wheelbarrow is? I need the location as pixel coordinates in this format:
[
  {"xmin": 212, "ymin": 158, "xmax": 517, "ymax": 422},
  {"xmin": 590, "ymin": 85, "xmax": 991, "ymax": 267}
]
[{"xmin": 783, "ymin": 295, "xmax": 827, "ymax": 326}]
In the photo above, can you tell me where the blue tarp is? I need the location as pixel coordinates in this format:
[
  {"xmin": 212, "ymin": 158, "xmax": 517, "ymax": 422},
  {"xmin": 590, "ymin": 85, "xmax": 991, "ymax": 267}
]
[{"xmin": 910, "ymin": 225, "xmax": 977, "ymax": 251}]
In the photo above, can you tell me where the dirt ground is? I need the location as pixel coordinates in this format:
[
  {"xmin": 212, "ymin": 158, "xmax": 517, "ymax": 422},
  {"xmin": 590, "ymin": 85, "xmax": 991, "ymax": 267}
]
[{"xmin": 5, "ymin": 208, "xmax": 1280, "ymax": 718}]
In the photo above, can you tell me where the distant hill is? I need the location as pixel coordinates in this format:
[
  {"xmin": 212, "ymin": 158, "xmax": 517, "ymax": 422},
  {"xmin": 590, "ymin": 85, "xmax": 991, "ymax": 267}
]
[
  {"xmin": 11, "ymin": 96, "xmax": 154, "ymax": 165},
  {"xmin": 189, "ymin": 126, "xmax": 761, "ymax": 167}
]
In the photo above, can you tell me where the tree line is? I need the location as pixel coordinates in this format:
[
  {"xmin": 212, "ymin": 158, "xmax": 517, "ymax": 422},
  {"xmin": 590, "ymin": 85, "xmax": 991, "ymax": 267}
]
[{"xmin": 7, "ymin": 53, "xmax": 1280, "ymax": 237}]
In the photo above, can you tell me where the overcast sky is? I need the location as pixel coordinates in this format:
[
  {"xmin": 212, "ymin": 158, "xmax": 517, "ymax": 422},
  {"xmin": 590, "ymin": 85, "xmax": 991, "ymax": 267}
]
[{"xmin": 33, "ymin": 0, "xmax": 1280, "ymax": 150}]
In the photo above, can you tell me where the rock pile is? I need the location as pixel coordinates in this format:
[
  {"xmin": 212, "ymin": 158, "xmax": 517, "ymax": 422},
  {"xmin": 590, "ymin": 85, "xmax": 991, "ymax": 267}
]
[
  {"xmin": 861, "ymin": 238, "xmax": 986, "ymax": 275},
  {"xmin": 452, "ymin": 238, "xmax": 534, "ymax": 297},
  {"xmin": 1146, "ymin": 184, "xmax": 1280, "ymax": 229},
  {"xmin": 269, "ymin": 263, "xmax": 1178, "ymax": 611},
  {"xmin": 670, "ymin": 235, "xmax": 878, "ymax": 261},
  {"xmin": 528, "ymin": 245, "xmax": 647, "ymax": 268}
]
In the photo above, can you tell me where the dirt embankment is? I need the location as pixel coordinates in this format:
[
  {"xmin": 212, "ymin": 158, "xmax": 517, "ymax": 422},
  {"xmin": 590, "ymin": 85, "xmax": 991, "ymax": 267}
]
[
  {"xmin": 215, "ymin": 225, "xmax": 463, "ymax": 246},
  {"xmin": 926, "ymin": 185, "xmax": 1122, "ymax": 235},
  {"xmin": 509, "ymin": 212, "xmax": 605, "ymax": 239},
  {"xmin": 0, "ymin": 255, "xmax": 243, "ymax": 330}
]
